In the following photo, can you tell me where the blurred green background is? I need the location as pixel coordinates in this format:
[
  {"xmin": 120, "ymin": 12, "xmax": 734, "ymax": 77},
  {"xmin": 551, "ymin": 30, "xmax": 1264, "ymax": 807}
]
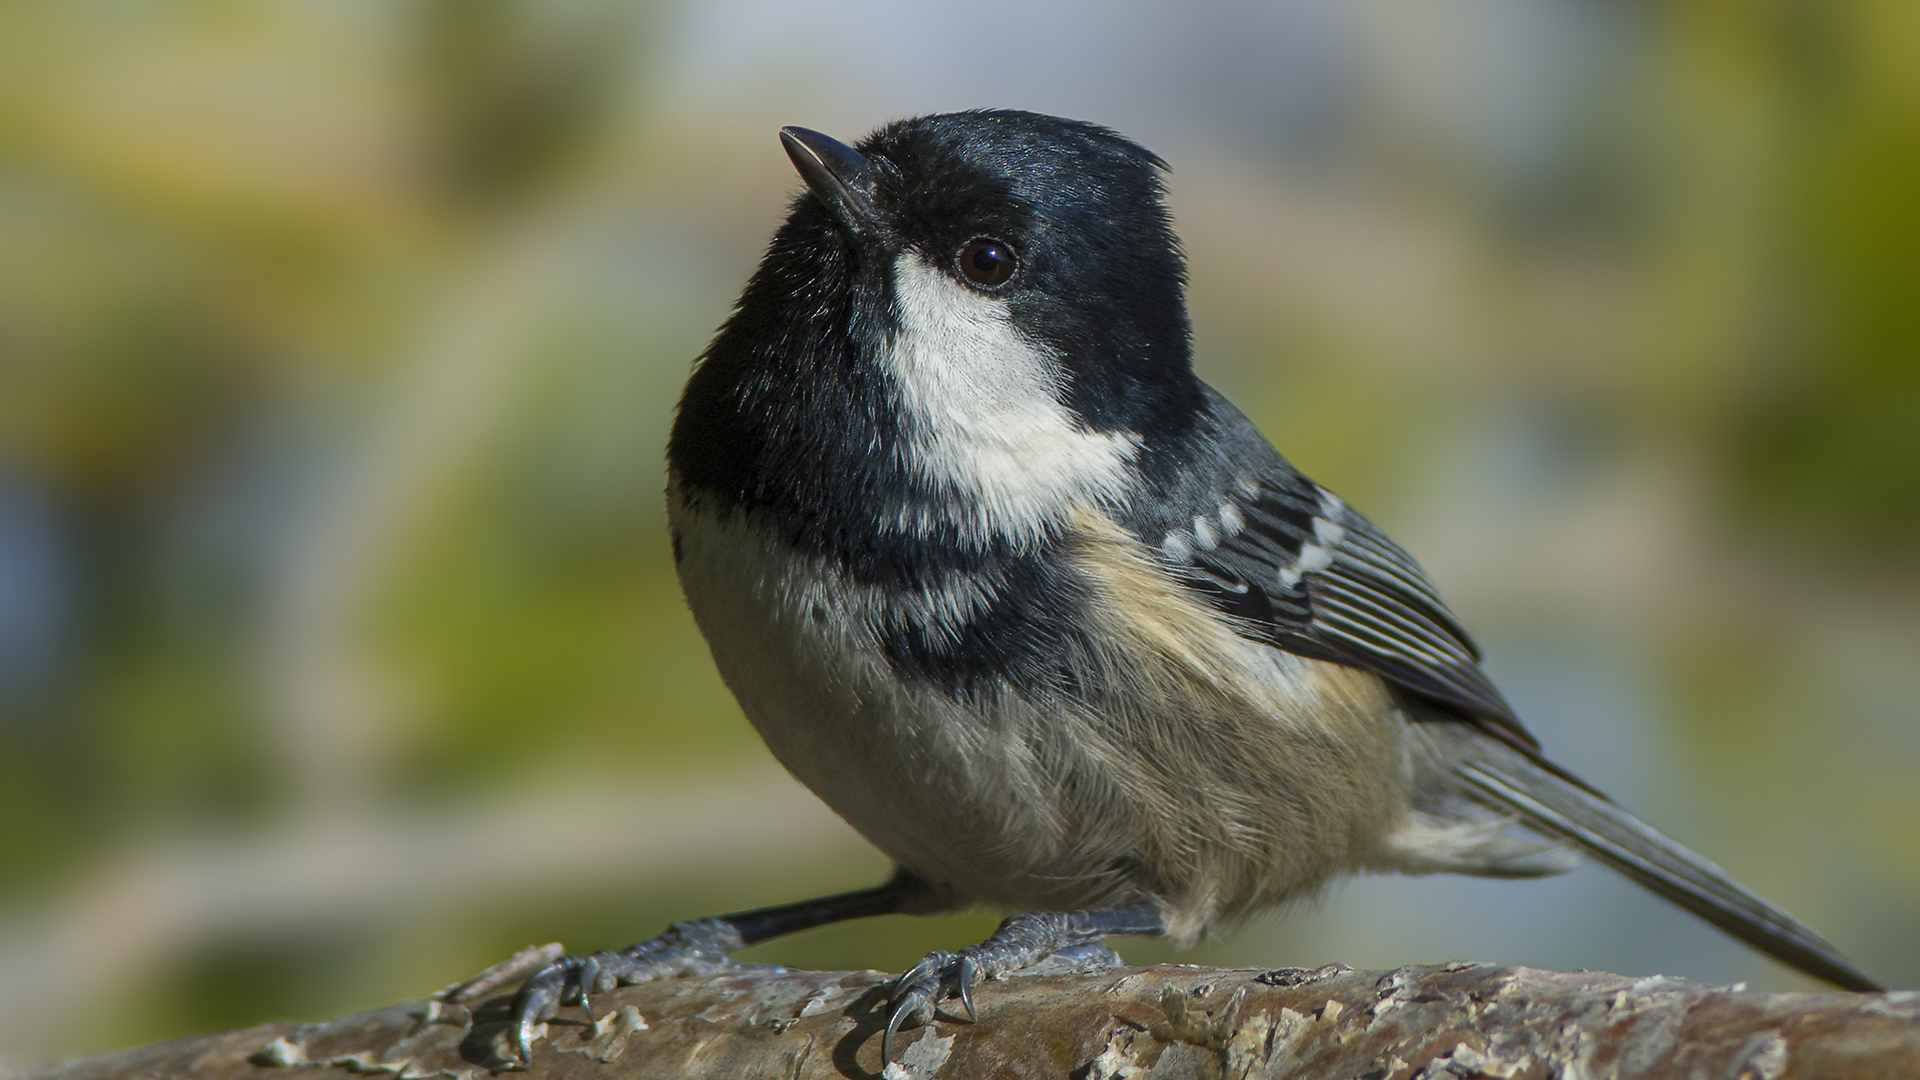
[{"xmin": 1, "ymin": 0, "xmax": 1916, "ymax": 1062}]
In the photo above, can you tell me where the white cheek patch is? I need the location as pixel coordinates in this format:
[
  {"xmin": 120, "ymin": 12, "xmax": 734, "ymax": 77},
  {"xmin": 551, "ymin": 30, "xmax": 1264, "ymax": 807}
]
[{"xmin": 887, "ymin": 254, "xmax": 1139, "ymax": 542}]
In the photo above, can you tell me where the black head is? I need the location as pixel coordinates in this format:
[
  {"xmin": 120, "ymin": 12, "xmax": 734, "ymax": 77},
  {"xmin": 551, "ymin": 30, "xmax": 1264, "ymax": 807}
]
[
  {"xmin": 672, "ymin": 111, "xmax": 1204, "ymax": 551},
  {"xmin": 778, "ymin": 110, "xmax": 1198, "ymax": 433}
]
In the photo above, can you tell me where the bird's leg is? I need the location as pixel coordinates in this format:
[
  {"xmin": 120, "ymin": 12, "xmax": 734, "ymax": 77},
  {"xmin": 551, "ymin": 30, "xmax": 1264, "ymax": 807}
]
[
  {"xmin": 883, "ymin": 904, "xmax": 1165, "ymax": 1060},
  {"xmin": 464, "ymin": 867, "xmax": 944, "ymax": 1066}
]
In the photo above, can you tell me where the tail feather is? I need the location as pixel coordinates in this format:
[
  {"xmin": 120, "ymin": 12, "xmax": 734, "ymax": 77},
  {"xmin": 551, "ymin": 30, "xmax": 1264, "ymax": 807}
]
[{"xmin": 1458, "ymin": 755, "xmax": 1883, "ymax": 993}]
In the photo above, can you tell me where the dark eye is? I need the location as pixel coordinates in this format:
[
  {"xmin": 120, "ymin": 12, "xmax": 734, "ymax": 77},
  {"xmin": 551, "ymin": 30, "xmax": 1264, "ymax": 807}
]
[{"xmin": 956, "ymin": 237, "xmax": 1017, "ymax": 288}]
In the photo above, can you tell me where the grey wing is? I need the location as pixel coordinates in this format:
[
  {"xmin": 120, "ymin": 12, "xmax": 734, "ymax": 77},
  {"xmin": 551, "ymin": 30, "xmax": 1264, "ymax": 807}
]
[
  {"xmin": 1153, "ymin": 411, "xmax": 1882, "ymax": 991},
  {"xmin": 1168, "ymin": 460, "xmax": 1537, "ymax": 750}
]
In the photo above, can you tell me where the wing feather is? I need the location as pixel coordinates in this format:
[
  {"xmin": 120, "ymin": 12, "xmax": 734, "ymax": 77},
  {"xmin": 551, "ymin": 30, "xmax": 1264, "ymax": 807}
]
[{"xmin": 1168, "ymin": 462, "xmax": 1534, "ymax": 746}]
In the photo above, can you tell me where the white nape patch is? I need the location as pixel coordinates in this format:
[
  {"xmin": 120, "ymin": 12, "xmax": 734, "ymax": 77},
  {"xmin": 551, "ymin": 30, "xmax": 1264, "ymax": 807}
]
[
  {"xmin": 1278, "ymin": 489, "xmax": 1349, "ymax": 589},
  {"xmin": 888, "ymin": 254, "xmax": 1139, "ymax": 541}
]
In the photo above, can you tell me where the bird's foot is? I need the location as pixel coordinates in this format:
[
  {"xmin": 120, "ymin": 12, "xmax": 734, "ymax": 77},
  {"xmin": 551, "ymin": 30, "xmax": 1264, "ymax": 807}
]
[
  {"xmin": 882, "ymin": 906, "xmax": 1158, "ymax": 1061},
  {"xmin": 485, "ymin": 918, "xmax": 746, "ymax": 1066}
]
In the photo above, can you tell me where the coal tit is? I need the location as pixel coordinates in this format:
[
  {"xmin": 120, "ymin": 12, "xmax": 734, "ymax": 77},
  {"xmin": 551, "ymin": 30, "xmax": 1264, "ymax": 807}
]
[{"xmin": 487, "ymin": 109, "xmax": 1881, "ymax": 1063}]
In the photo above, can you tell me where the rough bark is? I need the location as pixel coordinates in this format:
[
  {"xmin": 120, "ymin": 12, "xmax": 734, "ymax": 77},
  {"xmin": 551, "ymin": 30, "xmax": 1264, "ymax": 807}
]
[{"xmin": 16, "ymin": 962, "xmax": 1920, "ymax": 1080}]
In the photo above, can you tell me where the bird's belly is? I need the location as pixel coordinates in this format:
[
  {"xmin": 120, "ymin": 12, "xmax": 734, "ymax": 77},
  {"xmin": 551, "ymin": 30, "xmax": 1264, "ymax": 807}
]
[
  {"xmin": 669, "ymin": 502, "xmax": 1059, "ymax": 897},
  {"xmin": 668, "ymin": 499, "xmax": 1410, "ymax": 938}
]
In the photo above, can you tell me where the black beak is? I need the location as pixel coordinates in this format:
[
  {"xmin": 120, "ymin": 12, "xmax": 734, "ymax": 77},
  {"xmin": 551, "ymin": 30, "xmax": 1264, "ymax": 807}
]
[{"xmin": 780, "ymin": 126, "xmax": 880, "ymax": 232}]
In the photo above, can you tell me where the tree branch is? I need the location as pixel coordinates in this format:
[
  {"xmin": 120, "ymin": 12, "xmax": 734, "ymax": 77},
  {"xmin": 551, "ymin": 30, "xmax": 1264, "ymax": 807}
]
[{"xmin": 18, "ymin": 962, "xmax": 1920, "ymax": 1080}]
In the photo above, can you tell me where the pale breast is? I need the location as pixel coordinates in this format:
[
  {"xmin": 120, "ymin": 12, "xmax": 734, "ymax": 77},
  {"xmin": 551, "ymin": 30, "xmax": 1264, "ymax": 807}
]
[
  {"xmin": 669, "ymin": 489, "xmax": 1415, "ymax": 941},
  {"xmin": 668, "ymin": 493, "xmax": 1078, "ymax": 900}
]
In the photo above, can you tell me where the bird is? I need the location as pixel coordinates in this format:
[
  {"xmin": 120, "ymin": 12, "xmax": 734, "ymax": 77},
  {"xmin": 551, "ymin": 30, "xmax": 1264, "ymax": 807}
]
[{"xmin": 493, "ymin": 109, "xmax": 1882, "ymax": 1063}]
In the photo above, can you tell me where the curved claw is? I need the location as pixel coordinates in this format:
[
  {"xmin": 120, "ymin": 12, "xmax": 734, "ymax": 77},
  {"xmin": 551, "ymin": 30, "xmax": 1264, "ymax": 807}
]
[
  {"xmin": 882, "ymin": 950, "xmax": 965, "ymax": 1062},
  {"xmin": 882, "ymin": 983, "xmax": 930, "ymax": 1063},
  {"xmin": 507, "ymin": 958, "xmax": 581, "ymax": 1066},
  {"xmin": 880, "ymin": 998, "xmax": 906, "ymax": 1063},
  {"xmin": 954, "ymin": 955, "xmax": 978, "ymax": 1022},
  {"xmin": 512, "ymin": 980, "xmax": 559, "ymax": 1066},
  {"xmin": 574, "ymin": 955, "xmax": 600, "ymax": 1018}
]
